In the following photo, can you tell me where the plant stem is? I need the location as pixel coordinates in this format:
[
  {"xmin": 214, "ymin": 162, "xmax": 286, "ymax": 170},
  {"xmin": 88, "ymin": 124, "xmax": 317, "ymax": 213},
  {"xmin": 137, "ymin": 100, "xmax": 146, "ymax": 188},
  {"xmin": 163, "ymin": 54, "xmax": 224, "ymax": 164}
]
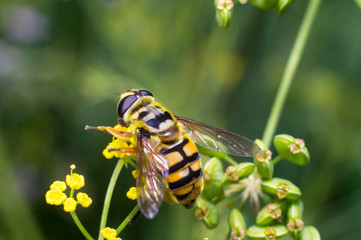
[
  {"xmin": 223, "ymin": 155, "xmax": 238, "ymax": 166},
  {"xmin": 116, "ymin": 205, "xmax": 140, "ymax": 234},
  {"xmin": 70, "ymin": 211, "xmax": 94, "ymax": 240},
  {"xmin": 272, "ymin": 155, "xmax": 283, "ymax": 165},
  {"xmin": 262, "ymin": 0, "xmax": 322, "ymax": 147},
  {"xmin": 98, "ymin": 160, "xmax": 125, "ymax": 240}
]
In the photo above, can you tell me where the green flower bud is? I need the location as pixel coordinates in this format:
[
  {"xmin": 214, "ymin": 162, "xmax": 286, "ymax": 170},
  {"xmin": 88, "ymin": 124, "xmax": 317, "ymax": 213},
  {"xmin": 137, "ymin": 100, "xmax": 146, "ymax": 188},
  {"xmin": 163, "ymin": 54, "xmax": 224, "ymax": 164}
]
[
  {"xmin": 287, "ymin": 199, "xmax": 304, "ymax": 233},
  {"xmin": 254, "ymin": 139, "xmax": 274, "ymax": 179},
  {"xmin": 215, "ymin": 0, "xmax": 233, "ymax": 28},
  {"xmin": 202, "ymin": 157, "xmax": 224, "ymax": 200},
  {"xmin": 195, "ymin": 196, "xmax": 219, "ymax": 229},
  {"xmin": 247, "ymin": 225, "xmax": 288, "ymax": 239},
  {"xmin": 250, "ymin": 0, "xmax": 278, "ymax": 10},
  {"xmin": 299, "ymin": 226, "xmax": 321, "ymax": 240},
  {"xmin": 274, "ymin": 0, "xmax": 294, "ymax": 16},
  {"xmin": 256, "ymin": 200, "xmax": 287, "ymax": 226},
  {"xmin": 224, "ymin": 162, "xmax": 255, "ymax": 184},
  {"xmin": 273, "ymin": 134, "xmax": 310, "ymax": 166},
  {"xmin": 228, "ymin": 208, "xmax": 247, "ymax": 240},
  {"xmin": 261, "ymin": 178, "xmax": 302, "ymax": 200}
]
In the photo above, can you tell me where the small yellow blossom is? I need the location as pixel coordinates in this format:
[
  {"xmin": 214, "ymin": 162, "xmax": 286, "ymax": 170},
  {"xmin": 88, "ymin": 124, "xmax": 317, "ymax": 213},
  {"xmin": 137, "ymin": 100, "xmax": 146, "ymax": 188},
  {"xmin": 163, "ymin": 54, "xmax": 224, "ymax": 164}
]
[
  {"xmin": 131, "ymin": 170, "xmax": 138, "ymax": 179},
  {"xmin": 63, "ymin": 197, "xmax": 77, "ymax": 212},
  {"xmin": 100, "ymin": 227, "xmax": 122, "ymax": 240},
  {"xmin": 77, "ymin": 192, "xmax": 93, "ymax": 208},
  {"xmin": 66, "ymin": 165, "xmax": 85, "ymax": 190},
  {"xmin": 50, "ymin": 181, "xmax": 67, "ymax": 191},
  {"xmin": 126, "ymin": 187, "xmax": 138, "ymax": 200},
  {"xmin": 204, "ymin": 238, "xmax": 209, "ymax": 240},
  {"xmin": 103, "ymin": 138, "xmax": 129, "ymax": 159},
  {"xmin": 46, "ymin": 189, "xmax": 67, "ymax": 205}
]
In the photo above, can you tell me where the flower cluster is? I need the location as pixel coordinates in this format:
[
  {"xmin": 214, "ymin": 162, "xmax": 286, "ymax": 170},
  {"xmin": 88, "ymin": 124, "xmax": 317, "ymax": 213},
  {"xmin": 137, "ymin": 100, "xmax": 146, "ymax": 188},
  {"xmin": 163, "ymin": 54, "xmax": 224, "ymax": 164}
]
[
  {"xmin": 102, "ymin": 125, "xmax": 136, "ymax": 160},
  {"xmin": 45, "ymin": 164, "xmax": 92, "ymax": 212},
  {"xmin": 195, "ymin": 134, "xmax": 320, "ymax": 240},
  {"xmin": 100, "ymin": 227, "xmax": 122, "ymax": 240}
]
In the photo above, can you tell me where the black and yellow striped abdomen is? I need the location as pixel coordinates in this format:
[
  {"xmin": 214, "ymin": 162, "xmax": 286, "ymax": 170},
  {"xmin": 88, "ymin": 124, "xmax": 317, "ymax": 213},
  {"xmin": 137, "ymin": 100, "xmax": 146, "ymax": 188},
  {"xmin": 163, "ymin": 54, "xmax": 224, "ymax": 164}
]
[{"xmin": 160, "ymin": 135, "xmax": 203, "ymax": 208}]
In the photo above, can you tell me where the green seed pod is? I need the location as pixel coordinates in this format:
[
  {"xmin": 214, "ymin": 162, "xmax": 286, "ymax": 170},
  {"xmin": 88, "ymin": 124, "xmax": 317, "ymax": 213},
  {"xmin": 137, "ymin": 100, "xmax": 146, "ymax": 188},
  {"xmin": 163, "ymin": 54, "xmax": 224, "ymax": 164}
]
[
  {"xmin": 261, "ymin": 178, "xmax": 302, "ymax": 200},
  {"xmin": 202, "ymin": 157, "xmax": 224, "ymax": 200},
  {"xmin": 228, "ymin": 208, "xmax": 247, "ymax": 240},
  {"xmin": 250, "ymin": 0, "xmax": 278, "ymax": 10},
  {"xmin": 273, "ymin": 134, "xmax": 310, "ymax": 166},
  {"xmin": 195, "ymin": 196, "xmax": 219, "ymax": 229},
  {"xmin": 215, "ymin": 0, "xmax": 233, "ymax": 28},
  {"xmin": 274, "ymin": 0, "xmax": 294, "ymax": 16},
  {"xmin": 256, "ymin": 200, "xmax": 287, "ymax": 226},
  {"xmin": 247, "ymin": 225, "xmax": 288, "ymax": 239},
  {"xmin": 287, "ymin": 199, "xmax": 304, "ymax": 233},
  {"xmin": 254, "ymin": 139, "xmax": 274, "ymax": 179},
  {"xmin": 299, "ymin": 226, "xmax": 321, "ymax": 240},
  {"xmin": 224, "ymin": 162, "xmax": 255, "ymax": 184}
]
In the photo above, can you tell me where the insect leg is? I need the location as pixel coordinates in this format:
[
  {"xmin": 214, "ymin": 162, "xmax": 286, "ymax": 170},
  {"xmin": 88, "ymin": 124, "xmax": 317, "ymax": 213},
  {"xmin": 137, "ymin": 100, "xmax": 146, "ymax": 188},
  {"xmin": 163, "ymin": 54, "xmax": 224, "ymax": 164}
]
[
  {"xmin": 85, "ymin": 125, "xmax": 132, "ymax": 139},
  {"xmin": 128, "ymin": 209, "xmax": 142, "ymax": 224},
  {"xmin": 107, "ymin": 148, "xmax": 137, "ymax": 154}
]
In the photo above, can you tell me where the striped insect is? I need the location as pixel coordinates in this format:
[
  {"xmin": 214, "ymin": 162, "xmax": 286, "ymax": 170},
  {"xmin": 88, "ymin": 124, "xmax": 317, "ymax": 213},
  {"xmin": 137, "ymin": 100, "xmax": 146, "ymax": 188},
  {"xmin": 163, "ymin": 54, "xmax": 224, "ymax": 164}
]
[{"xmin": 86, "ymin": 89, "xmax": 260, "ymax": 219}]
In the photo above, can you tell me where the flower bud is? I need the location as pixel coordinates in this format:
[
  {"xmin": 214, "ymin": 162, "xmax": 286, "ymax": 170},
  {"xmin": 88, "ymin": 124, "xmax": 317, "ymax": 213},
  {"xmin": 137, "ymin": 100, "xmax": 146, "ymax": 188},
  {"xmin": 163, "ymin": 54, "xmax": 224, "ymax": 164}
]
[
  {"xmin": 202, "ymin": 157, "xmax": 225, "ymax": 200},
  {"xmin": 228, "ymin": 208, "xmax": 247, "ymax": 240},
  {"xmin": 215, "ymin": 0, "xmax": 233, "ymax": 28},
  {"xmin": 256, "ymin": 200, "xmax": 287, "ymax": 226},
  {"xmin": 273, "ymin": 134, "xmax": 310, "ymax": 166},
  {"xmin": 274, "ymin": 0, "xmax": 294, "ymax": 16},
  {"xmin": 195, "ymin": 196, "xmax": 219, "ymax": 229},
  {"xmin": 224, "ymin": 162, "xmax": 255, "ymax": 184},
  {"xmin": 299, "ymin": 226, "xmax": 321, "ymax": 240},
  {"xmin": 250, "ymin": 0, "xmax": 278, "ymax": 10},
  {"xmin": 247, "ymin": 225, "xmax": 288, "ymax": 239},
  {"xmin": 254, "ymin": 139, "xmax": 274, "ymax": 179},
  {"xmin": 261, "ymin": 178, "xmax": 302, "ymax": 200}
]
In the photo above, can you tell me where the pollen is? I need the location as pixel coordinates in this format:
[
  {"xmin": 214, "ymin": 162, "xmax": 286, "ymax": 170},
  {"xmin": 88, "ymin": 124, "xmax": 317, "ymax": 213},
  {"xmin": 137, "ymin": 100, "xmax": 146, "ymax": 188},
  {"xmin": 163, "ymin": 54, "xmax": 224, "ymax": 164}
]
[
  {"xmin": 45, "ymin": 189, "xmax": 67, "ymax": 205},
  {"xmin": 50, "ymin": 181, "xmax": 67, "ymax": 192},
  {"xmin": 100, "ymin": 227, "xmax": 122, "ymax": 240},
  {"xmin": 63, "ymin": 197, "xmax": 77, "ymax": 212},
  {"xmin": 126, "ymin": 187, "xmax": 138, "ymax": 200},
  {"xmin": 77, "ymin": 192, "xmax": 93, "ymax": 208}
]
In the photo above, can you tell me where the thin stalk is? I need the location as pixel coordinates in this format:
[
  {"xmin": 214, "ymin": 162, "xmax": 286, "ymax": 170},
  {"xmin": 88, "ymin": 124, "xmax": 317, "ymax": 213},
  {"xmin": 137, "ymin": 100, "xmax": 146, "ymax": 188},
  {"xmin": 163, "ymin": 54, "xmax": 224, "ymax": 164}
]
[
  {"xmin": 262, "ymin": 0, "xmax": 322, "ymax": 147},
  {"xmin": 272, "ymin": 155, "xmax": 283, "ymax": 165},
  {"xmin": 116, "ymin": 205, "xmax": 140, "ymax": 234},
  {"xmin": 98, "ymin": 160, "xmax": 125, "ymax": 240},
  {"xmin": 70, "ymin": 211, "xmax": 94, "ymax": 240}
]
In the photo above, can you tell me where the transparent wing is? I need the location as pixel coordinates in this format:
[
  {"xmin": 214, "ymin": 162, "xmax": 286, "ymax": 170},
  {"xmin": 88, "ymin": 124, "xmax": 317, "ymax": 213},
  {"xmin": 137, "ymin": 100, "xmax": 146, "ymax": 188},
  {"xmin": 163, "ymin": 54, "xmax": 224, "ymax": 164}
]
[
  {"xmin": 176, "ymin": 116, "xmax": 261, "ymax": 157},
  {"xmin": 136, "ymin": 131, "xmax": 169, "ymax": 219}
]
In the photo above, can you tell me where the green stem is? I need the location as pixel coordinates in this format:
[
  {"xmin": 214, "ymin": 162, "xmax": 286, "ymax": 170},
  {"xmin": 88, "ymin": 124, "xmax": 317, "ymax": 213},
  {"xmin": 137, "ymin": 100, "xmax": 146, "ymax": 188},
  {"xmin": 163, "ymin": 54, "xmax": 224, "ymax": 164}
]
[
  {"xmin": 272, "ymin": 155, "xmax": 283, "ymax": 165},
  {"xmin": 223, "ymin": 155, "xmax": 238, "ymax": 166},
  {"xmin": 98, "ymin": 160, "xmax": 125, "ymax": 240},
  {"xmin": 70, "ymin": 211, "xmax": 94, "ymax": 240},
  {"xmin": 262, "ymin": 0, "xmax": 322, "ymax": 147},
  {"xmin": 116, "ymin": 205, "xmax": 140, "ymax": 234}
]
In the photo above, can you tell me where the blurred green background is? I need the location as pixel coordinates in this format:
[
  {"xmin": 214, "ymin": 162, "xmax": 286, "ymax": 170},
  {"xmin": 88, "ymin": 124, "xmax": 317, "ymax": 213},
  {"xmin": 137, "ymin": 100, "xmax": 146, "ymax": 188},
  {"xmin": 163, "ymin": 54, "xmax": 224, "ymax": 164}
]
[{"xmin": 0, "ymin": 0, "xmax": 360, "ymax": 239}]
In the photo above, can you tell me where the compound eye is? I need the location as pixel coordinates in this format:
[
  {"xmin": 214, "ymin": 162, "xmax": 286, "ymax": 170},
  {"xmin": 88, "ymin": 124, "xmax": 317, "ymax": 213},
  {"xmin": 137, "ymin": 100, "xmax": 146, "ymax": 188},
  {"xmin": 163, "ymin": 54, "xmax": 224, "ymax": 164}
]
[
  {"xmin": 139, "ymin": 89, "xmax": 153, "ymax": 97},
  {"xmin": 117, "ymin": 95, "xmax": 138, "ymax": 118}
]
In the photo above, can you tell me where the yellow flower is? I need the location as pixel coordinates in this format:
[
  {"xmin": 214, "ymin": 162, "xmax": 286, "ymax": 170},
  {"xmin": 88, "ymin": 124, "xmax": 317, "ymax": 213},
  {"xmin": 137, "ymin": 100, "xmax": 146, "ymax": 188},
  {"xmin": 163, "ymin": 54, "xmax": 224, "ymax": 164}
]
[
  {"xmin": 103, "ymin": 138, "xmax": 129, "ymax": 159},
  {"xmin": 131, "ymin": 170, "xmax": 138, "ymax": 179},
  {"xmin": 46, "ymin": 189, "xmax": 67, "ymax": 205},
  {"xmin": 126, "ymin": 187, "xmax": 138, "ymax": 200},
  {"xmin": 100, "ymin": 227, "xmax": 122, "ymax": 240},
  {"xmin": 50, "ymin": 181, "xmax": 67, "ymax": 191},
  {"xmin": 77, "ymin": 192, "xmax": 93, "ymax": 208},
  {"xmin": 66, "ymin": 165, "xmax": 85, "ymax": 190},
  {"xmin": 63, "ymin": 197, "xmax": 77, "ymax": 212}
]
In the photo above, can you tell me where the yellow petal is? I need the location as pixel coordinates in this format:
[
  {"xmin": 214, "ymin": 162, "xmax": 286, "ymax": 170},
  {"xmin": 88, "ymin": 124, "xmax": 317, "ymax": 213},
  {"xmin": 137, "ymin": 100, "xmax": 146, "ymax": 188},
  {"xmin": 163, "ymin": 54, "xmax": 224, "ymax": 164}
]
[
  {"xmin": 77, "ymin": 192, "xmax": 93, "ymax": 208},
  {"xmin": 66, "ymin": 173, "xmax": 85, "ymax": 190},
  {"xmin": 45, "ymin": 189, "xmax": 67, "ymax": 205},
  {"xmin": 63, "ymin": 197, "xmax": 77, "ymax": 212},
  {"xmin": 100, "ymin": 227, "xmax": 117, "ymax": 240},
  {"xmin": 126, "ymin": 187, "xmax": 137, "ymax": 200},
  {"xmin": 50, "ymin": 181, "xmax": 67, "ymax": 191}
]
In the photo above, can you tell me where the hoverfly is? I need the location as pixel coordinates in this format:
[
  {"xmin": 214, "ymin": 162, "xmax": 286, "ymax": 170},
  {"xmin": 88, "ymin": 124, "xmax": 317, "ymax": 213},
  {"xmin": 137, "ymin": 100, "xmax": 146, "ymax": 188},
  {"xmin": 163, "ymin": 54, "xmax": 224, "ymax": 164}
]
[{"xmin": 86, "ymin": 89, "xmax": 260, "ymax": 219}]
